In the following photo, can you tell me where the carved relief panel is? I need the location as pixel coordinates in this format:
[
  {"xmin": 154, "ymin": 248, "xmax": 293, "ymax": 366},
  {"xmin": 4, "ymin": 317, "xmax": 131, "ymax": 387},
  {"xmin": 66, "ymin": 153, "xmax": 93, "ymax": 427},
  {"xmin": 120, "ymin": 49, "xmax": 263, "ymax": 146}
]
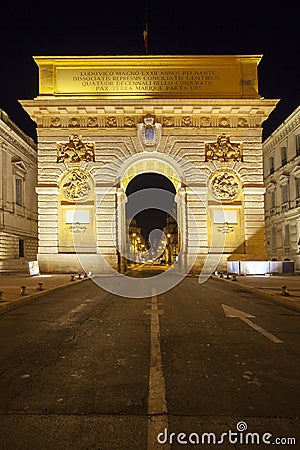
[
  {"xmin": 57, "ymin": 134, "xmax": 95, "ymax": 163},
  {"xmin": 61, "ymin": 168, "xmax": 92, "ymax": 202},
  {"xmin": 209, "ymin": 170, "xmax": 241, "ymax": 202},
  {"xmin": 205, "ymin": 134, "xmax": 242, "ymax": 162}
]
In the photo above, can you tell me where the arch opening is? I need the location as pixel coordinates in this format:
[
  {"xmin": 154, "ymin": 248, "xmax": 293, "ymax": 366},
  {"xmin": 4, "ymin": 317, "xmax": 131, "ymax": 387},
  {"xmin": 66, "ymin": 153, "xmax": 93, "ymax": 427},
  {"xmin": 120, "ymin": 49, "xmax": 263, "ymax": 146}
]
[{"xmin": 124, "ymin": 172, "xmax": 179, "ymax": 267}]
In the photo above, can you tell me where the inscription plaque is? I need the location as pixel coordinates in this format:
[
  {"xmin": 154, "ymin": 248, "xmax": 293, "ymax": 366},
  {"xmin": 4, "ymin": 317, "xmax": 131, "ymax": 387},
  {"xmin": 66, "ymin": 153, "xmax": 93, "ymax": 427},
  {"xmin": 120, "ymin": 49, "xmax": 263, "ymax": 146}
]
[{"xmin": 34, "ymin": 55, "xmax": 261, "ymax": 98}]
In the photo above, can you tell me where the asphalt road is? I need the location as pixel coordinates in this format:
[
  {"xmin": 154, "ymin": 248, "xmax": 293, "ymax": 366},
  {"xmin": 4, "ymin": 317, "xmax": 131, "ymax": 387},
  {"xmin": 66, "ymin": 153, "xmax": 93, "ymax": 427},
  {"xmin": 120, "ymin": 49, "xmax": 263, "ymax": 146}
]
[{"xmin": 0, "ymin": 265, "xmax": 299, "ymax": 449}]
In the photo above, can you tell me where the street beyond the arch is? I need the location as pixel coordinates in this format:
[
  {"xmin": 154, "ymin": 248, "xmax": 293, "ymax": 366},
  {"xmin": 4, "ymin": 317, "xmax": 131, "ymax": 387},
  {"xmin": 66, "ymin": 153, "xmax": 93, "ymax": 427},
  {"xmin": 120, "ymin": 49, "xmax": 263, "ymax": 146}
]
[{"xmin": 0, "ymin": 266, "xmax": 299, "ymax": 449}]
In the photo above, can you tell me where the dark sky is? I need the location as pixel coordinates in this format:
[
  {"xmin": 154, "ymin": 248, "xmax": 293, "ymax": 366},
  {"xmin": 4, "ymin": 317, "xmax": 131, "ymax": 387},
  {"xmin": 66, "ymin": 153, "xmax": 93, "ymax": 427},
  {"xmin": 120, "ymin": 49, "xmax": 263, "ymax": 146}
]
[
  {"xmin": 126, "ymin": 173, "xmax": 176, "ymax": 239},
  {"xmin": 1, "ymin": 0, "xmax": 300, "ymax": 142}
]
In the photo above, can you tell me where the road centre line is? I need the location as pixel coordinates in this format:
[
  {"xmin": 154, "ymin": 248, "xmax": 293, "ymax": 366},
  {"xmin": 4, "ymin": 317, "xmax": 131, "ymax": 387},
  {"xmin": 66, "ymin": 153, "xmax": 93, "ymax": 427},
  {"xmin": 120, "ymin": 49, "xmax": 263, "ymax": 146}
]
[{"xmin": 147, "ymin": 288, "xmax": 169, "ymax": 450}]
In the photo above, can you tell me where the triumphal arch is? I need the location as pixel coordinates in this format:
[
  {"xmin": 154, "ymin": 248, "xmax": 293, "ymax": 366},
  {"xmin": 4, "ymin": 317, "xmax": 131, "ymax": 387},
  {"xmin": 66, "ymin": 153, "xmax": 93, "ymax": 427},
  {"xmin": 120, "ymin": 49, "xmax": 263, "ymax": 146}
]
[{"xmin": 21, "ymin": 55, "xmax": 278, "ymax": 274}]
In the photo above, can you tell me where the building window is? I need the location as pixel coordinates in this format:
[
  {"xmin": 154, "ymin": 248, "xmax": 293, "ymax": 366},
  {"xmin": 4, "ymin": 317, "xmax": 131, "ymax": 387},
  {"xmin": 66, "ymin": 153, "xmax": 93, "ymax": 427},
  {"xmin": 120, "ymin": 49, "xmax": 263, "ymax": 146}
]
[
  {"xmin": 272, "ymin": 226, "xmax": 277, "ymax": 251},
  {"xmin": 269, "ymin": 156, "xmax": 274, "ymax": 174},
  {"xmin": 296, "ymin": 135, "xmax": 300, "ymax": 157},
  {"xmin": 282, "ymin": 183, "xmax": 289, "ymax": 204},
  {"xmin": 281, "ymin": 146, "xmax": 287, "ymax": 166},
  {"xmin": 283, "ymin": 224, "xmax": 290, "ymax": 250},
  {"xmin": 296, "ymin": 178, "xmax": 300, "ymax": 199},
  {"xmin": 15, "ymin": 178, "xmax": 23, "ymax": 206},
  {"xmin": 271, "ymin": 190, "xmax": 276, "ymax": 208},
  {"xmin": 19, "ymin": 239, "xmax": 24, "ymax": 257}
]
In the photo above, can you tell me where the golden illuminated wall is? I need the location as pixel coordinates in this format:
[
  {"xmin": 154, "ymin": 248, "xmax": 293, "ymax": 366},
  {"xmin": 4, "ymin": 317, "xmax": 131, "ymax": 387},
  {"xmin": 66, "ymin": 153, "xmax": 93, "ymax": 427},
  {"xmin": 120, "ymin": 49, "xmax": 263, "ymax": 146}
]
[
  {"xmin": 20, "ymin": 55, "xmax": 279, "ymax": 273},
  {"xmin": 34, "ymin": 55, "xmax": 261, "ymax": 98}
]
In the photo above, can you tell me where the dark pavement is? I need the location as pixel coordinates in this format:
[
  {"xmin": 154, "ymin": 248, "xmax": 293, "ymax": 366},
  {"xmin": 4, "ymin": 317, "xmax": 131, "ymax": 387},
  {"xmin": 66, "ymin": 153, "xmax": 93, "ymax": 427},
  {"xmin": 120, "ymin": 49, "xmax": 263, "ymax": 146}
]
[{"xmin": 0, "ymin": 266, "xmax": 299, "ymax": 449}]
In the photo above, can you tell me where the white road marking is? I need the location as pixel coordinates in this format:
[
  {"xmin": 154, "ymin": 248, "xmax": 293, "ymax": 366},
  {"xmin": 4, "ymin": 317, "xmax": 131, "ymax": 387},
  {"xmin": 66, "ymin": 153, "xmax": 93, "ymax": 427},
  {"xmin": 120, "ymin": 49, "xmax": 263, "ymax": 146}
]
[
  {"xmin": 147, "ymin": 288, "xmax": 169, "ymax": 449},
  {"xmin": 222, "ymin": 304, "xmax": 283, "ymax": 344},
  {"xmin": 70, "ymin": 303, "xmax": 87, "ymax": 314},
  {"xmin": 54, "ymin": 303, "xmax": 88, "ymax": 327}
]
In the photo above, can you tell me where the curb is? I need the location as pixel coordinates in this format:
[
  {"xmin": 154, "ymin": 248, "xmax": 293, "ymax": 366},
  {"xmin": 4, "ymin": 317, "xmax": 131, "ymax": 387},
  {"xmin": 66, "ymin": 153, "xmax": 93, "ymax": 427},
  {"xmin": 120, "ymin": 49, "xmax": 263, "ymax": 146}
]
[
  {"xmin": 212, "ymin": 276, "xmax": 300, "ymax": 313},
  {"xmin": 0, "ymin": 277, "xmax": 90, "ymax": 311}
]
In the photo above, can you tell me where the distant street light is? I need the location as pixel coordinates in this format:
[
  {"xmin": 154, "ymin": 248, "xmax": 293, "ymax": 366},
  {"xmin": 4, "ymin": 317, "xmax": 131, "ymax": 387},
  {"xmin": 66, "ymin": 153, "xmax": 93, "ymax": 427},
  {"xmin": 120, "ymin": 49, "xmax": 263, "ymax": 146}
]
[
  {"xmin": 132, "ymin": 232, "xmax": 137, "ymax": 261},
  {"xmin": 167, "ymin": 233, "xmax": 171, "ymax": 263}
]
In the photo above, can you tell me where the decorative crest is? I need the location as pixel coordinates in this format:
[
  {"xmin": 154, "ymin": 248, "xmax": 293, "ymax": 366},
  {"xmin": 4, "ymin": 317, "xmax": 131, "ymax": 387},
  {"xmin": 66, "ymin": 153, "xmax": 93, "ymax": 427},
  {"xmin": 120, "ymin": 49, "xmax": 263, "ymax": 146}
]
[
  {"xmin": 57, "ymin": 135, "xmax": 95, "ymax": 164},
  {"xmin": 205, "ymin": 134, "xmax": 242, "ymax": 162},
  {"xmin": 137, "ymin": 114, "xmax": 162, "ymax": 151}
]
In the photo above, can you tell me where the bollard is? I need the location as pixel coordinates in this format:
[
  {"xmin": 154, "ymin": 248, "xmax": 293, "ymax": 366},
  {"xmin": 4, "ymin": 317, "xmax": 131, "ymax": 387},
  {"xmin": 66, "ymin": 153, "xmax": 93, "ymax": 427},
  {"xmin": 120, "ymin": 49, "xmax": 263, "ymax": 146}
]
[
  {"xmin": 280, "ymin": 285, "xmax": 290, "ymax": 296},
  {"xmin": 219, "ymin": 272, "xmax": 223, "ymax": 278},
  {"xmin": 20, "ymin": 286, "xmax": 28, "ymax": 296},
  {"xmin": 232, "ymin": 274, "xmax": 238, "ymax": 282},
  {"xmin": 225, "ymin": 273, "xmax": 230, "ymax": 279},
  {"xmin": 78, "ymin": 273, "xmax": 83, "ymax": 279},
  {"xmin": 37, "ymin": 282, "xmax": 44, "ymax": 291},
  {"xmin": 70, "ymin": 275, "xmax": 75, "ymax": 282},
  {"xmin": 84, "ymin": 272, "xmax": 88, "ymax": 278},
  {"xmin": 0, "ymin": 291, "xmax": 5, "ymax": 302}
]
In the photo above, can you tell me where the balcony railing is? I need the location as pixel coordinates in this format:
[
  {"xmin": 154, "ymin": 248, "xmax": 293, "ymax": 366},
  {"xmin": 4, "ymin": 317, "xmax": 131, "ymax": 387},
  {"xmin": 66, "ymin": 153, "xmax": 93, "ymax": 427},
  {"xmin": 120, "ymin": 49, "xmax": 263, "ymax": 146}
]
[{"xmin": 281, "ymin": 202, "xmax": 289, "ymax": 212}]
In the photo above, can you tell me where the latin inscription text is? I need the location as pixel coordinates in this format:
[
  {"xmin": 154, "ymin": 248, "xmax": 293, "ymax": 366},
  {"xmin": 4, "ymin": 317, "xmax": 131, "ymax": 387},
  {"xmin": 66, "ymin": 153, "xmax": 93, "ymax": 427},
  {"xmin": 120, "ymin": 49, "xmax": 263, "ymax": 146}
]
[{"xmin": 56, "ymin": 67, "xmax": 241, "ymax": 96}]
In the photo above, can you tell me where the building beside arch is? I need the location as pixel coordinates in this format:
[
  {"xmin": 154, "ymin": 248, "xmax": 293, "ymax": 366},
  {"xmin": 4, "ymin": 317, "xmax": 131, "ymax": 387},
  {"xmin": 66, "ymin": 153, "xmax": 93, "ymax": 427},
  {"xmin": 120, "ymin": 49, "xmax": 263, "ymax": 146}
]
[
  {"xmin": 21, "ymin": 55, "xmax": 278, "ymax": 274},
  {"xmin": 0, "ymin": 109, "xmax": 38, "ymax": 272},
  {"xmin": 263, "ymin": 105, "xmax": 300, "ymax": 271}
]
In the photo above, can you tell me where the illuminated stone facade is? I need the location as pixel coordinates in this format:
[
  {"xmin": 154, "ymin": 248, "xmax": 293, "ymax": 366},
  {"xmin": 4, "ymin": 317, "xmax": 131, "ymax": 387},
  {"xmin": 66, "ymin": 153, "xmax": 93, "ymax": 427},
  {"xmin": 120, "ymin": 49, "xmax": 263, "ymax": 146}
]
[
  {"xmin": 21, "ymin": 55, "xmax": 278, "ymax": 273},
  {"xmin": 263, "ymin": 106, "xmax": 300, "ymax": 271},
  {"xmin": 0, "ymin": 109, "xmax": 38, "ymax": 271}
]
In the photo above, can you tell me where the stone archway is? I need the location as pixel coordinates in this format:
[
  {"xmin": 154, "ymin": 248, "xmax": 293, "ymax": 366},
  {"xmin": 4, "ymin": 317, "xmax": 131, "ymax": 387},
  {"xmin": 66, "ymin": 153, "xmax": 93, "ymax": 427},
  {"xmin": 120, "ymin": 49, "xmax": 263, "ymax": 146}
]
[
  {"xmin": 115, "ymin": 154, "xmax": 187, "ymax": 273},
  {"xmin": 20, "ymin": 55, "xmax": 278, "ymax": 275}
]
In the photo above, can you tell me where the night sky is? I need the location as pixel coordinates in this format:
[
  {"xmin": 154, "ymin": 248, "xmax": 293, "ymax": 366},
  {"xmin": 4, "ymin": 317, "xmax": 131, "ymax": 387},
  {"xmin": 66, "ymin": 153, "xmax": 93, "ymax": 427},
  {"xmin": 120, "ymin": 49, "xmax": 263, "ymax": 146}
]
[{"xmin": 1, "ymin": 0, "xmax": 300, "ymax": 143}]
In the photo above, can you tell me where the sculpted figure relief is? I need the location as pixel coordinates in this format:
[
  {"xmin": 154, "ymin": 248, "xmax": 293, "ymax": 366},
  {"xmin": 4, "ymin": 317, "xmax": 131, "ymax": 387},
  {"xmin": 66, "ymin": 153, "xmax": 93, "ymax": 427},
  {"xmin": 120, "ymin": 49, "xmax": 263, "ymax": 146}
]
[
  {"xmin": 57, "ymin": 135, "xmax": 95, "ymax": 163},
  {"xmin": 210, "ymin": 171, "xmax": 240, "ymax": 201},
  {"xmin": 205, "ymin": 133, "xmax": 242, "ymax": 162},
  {"xmin": 61, "ymin": 169, "xmax": 91, "ymax": 201}
]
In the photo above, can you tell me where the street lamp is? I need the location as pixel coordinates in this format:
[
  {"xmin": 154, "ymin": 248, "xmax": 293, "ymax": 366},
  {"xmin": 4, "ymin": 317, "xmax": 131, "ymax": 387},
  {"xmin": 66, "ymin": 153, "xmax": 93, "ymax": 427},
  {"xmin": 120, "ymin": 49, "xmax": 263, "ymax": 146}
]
[
  {"xmin": 141, "ymin": 243, "xmax": 145, "ymax": 262},
  {"xmin": 167, "ymin": 233, "xmax": 171, "ymax": 264},
  {"xmin": 132, "ymin": 232, "xmax": 136, "ymax": 261},
  {"xmin": 137, "ymin": 237, "xmax": 141, "ymax": 262}
]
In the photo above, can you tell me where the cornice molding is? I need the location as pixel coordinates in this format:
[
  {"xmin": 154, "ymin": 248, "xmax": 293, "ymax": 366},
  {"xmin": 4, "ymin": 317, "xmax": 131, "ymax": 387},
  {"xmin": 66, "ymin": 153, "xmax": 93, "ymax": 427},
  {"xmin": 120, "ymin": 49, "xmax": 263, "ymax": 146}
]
[
  {"xmin": 20, "ymin": 98, "xmax": 278, "ymax": 129},
  {"xmin": 263, "ymin": 109, "xmax": 300, "ymax": 152},
  {"xmin": 0, "ymin": 122, "xmax": 37, "ymax": 162}
]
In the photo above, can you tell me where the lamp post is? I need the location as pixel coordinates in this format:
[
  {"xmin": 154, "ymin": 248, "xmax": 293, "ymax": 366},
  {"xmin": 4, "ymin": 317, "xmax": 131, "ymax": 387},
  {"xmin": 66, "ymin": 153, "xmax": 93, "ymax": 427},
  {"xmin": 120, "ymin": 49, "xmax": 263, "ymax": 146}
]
[
  {"xmin": 137, "ymin": 237, "xmax": 141, "ymax": 262},
  {"xmin": 141, "ymin": 243, "xmax": 145, "ymax": 262},
  {"xmin": 167, "ymin": 233, "xmax": 171, "ymax": 264},
  {"xmin": 132, "ymin": 232, "xmax": 136, "ymax": 262}
]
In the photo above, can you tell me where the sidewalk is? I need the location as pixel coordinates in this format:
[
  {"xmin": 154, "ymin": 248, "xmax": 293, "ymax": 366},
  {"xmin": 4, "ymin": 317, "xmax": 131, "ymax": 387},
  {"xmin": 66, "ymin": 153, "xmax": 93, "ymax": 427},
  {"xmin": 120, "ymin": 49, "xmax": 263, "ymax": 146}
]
[
  {"xmin": 213, "ymin": 274, "xmax": 300, "ymax": 313},
  {"xmin": 0, "ymin": 272, "xmax": 88, "ymax": 309},
  {"xmin": 1, "ymin": 271, "xmax": 300, "ymax": 313}
]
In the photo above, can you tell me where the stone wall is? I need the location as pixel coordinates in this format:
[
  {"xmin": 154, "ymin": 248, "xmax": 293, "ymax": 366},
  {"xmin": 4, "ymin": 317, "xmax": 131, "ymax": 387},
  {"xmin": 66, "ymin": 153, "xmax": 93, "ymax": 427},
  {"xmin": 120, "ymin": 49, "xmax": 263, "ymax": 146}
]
[{"xmin": 0, "ymin": 109, "xmax": 38, "ymax": 271}]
